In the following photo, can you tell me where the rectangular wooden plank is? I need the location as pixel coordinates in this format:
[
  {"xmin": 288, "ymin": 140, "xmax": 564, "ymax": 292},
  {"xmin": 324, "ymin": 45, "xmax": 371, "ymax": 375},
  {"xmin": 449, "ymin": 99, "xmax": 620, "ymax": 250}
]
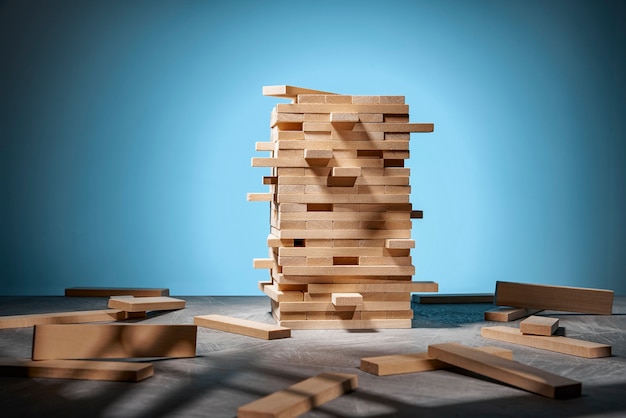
[
  {"xmin": 303, "ymin": 122, "xmax": 434, "ymax": 133},
  {"xmin": 263, "ymin": 85, "xmax": 336, "ymax": 98},
  {"xmin": 32, "ymin": 324, "xmax": 197, "ymax": 360},
  {"xmin": 309, "ymin": 281, "xmax": 438, "ymax": 293},
  {"xmin": 194, "ymin": 314, "xmax": 290, "ymax": 340},
  {"xmin": 261, "ymin": 283, "xmax": 304, "ymax": 302},
  {"xmin": 277, "ymin": 140, "xmax": 409, "ymax": 151},
  {"xmin": 360, "ymin": 346, "xmax": 513, "ymax": 376},
  {"xmin": 277, "ymin": 194, "xmax": 409, "ymax": 204},
  {"xmin": 276, "ymin": 318, "xmax": 412, "ymax": 330},
  {"xmin": 281, "ymin": 265, "xmax": 415, "ymax": 276},
  {"xmin": 495, "ymin": 281, "xmax": 614, "ymax": 315},
  {"xmin": 108, "ymin": 296, "xmax": 186, "ymax": 312},
  {"xmin": 331, "ymin": 293, "xmax": 363, "ymax": 306},
  {"xmin": 237, "ymin": 372, "xmax": 357, "ymax": 418},
  {"xmin": 481, "ymin": 326, "xmax": 611, "ymax": 358},
  {"xmin": 0, "ymin": 309, "xmax": 127, "ymax": 329},
  {"xmin": 520, "ymin": 315, "xmax": 559, "ymax": 336},
  {"xmin": 65, "ymin": 287, "xmax": 169, "ymax": 297},
  {"xmin": 484, "ymin": 307, "xmax": 542, "ymax": 322},
  {"xmin": 277, "ymin": 301, "xmax": 409, "ymax": 312},
  {"xmin": 0, "ymin": 358, "xmax": 154, "ymax": 382},
  {"xmin": 428, "ymin": 342, "xmax": 582, "ymax": 399},
  {"xmin": 412, "ymin": 293, "xmax": 494, "ymax": 304},
  {"xmin": 247, "ymin": 193, "xmax": 273, "ymax": 202},
  {"xmin": 276, "ymin": 103, "xmax": 409, "ymax": 114}
]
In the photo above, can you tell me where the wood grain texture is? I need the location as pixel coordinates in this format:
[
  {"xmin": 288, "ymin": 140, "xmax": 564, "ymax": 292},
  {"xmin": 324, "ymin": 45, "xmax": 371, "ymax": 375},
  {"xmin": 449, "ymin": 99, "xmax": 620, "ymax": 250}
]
[
  {"xmin": 0, "ymin": 309, "xmax": 126, "ymax": 329},
  {"xmin": 481, "ymin": 326, "xmax": 611, "ymax": 358},
  {"xmin": 107, "ymin": 296, "xmax": 186, "ymax": 312},
  {"xmin": 237, "ymin": 372, "xmax": 357, "ymax": 418},
  {"xmin": 65, "ymin": 287, "xmax": 169, "ymax": 297},
  {"xmin": 276, "ymin": 318, "xmax": 411, "ymax": 330},
  {"xmin": 428, "ymin": 342, "xmax": 582, "ymax": 399},
  {"xmin": 194, "ymin": 314, "xmax": 291, "ymax": 340},
  {"xmin": 484, "ymin": 307, "xmax": 542, "ymax": 322},
  {"xmin": 520, "ymin": 315, "xmax": 559, "ymax": 336}
]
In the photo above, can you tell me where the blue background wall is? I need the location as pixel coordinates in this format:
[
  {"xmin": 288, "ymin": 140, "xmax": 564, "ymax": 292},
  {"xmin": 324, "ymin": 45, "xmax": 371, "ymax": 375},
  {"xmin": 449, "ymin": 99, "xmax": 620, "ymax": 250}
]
[{"xmin": 1, "ymin": 0, "xmax": 625, "ymax": 296}]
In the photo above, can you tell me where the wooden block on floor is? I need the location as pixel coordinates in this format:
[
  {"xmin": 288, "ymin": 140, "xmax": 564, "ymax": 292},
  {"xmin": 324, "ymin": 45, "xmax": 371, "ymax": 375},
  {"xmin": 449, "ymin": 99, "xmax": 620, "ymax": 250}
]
[
  {"xmin": 495, "ymin": 281, "xmax": 614, "ymax": 315},
  {"xmin": 360, "ymin": 346, "xmax": 513, "ymax": 376},
  {"xmin": 481, "ymin": 325, "xmax": 611, "ymax": 358},
  {"xmin": 331, "ymin": 293, "xmax": 363, "ymax": 306},
  {"xmin": 32, "ymin": 324, "xmax": 197, "ymax": 360},
  {"xmin": 65, "ymin": 287, "xmax": 170, "ymax": 297},
  {"xmin": 194, "ymin": 314, "xmax": 290, "ymax": 340},
  {"xmin": 237, "ymin": 372, "xmax": 357, "ymax": 418},
  {"xmin": 0, "ymin": 358, "xmax": 154, "ymax": 382},
  {"xmin": 108, "ymin": 296, "xmax": 186, "ymax": 312},
  {"xmin": 484, "ymin": 307, "xmax": 542, "ymax": 322},
  {"xmin": 412, "ymin": 293, "xmax": 494, "ymax": 304},
  {"xmin": 0, "ymin": 309, "xmax": 127, "ymax": 329},
  {"xmin": 520, "ymin": 315, "xmax": 559, "ymax": 336},
  {"xmin": 428, "ymin": 342, "xmax": 582, "ymax": 399}
]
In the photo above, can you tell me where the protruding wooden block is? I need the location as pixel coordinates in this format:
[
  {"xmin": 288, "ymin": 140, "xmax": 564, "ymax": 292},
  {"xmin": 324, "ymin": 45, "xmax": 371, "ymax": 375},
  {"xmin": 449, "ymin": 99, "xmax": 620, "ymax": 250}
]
[
  {"xmin": 237, "ymin": 372, "xmax": 357, "ymax": 418},
  {"xmin": 520, "ymin": 315, "xmax": 559, "ymax": 336},
  {"xmin": 0, "ymin": 309, "xmax": 127, "ymax": 329},
  {"xmin": 247, "ymin": 193, "xmax": 273, "ymax": 202},
  {"xmin": 428, "ymin": 342, "xmax": 582, "ymax": 399},
  {"xmin": 484, "ymin": 307, "xmax": 542, "ymax": 322},
  {"xmin": 385, "ymin": 239, "xmax": 415, "ymax": 249},
  {"xmin": 360, "ymin": 346, "xmax": 513, "ymax": 376},
  {"xmin": 107, "ymin": 296, "xmax": 186, "ymax": 313},
  {"xmin": 253, "ymin": 258, "xmax": 273, "ymax": 269},
  {"xmin": 495, "ymin": 281, "xmax": 614, "ymax": 315},
  {"xmin": 304, "ymin": 149, "xmax": 332, "ymax": 166},
  {"xmin": 331, "ymin": 167, "xmax": 361, "ymax": 177},
  {"xmin": 481, "ymin": 326, "xmax": 611, "ymax": 358},
  {"xmin": 64, "ymin": 287, "xmax": 169, "ymax": 297},
  {"xmin": 32, "ymin": 324, "xmax": 197, "ymax": 360},
  {"xmin": 262, "ymin": 85, "xmax": 336, "ymax": 99},
  {"xmin": 331, "ymin": 293, "xmax": 363, "ymax": 306},
  {"xmin": 194, "ymin": 314, "xmax": 290, "ymax": 340},
  {"xmin": 0, "ymin": 358, "xmax": 154, "ymax": 382}
]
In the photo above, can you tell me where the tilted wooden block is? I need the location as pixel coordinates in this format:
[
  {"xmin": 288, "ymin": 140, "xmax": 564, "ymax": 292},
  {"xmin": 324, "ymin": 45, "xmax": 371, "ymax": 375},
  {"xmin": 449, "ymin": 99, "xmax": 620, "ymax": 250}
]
[
  {"xmin": 0, "ymin": 309, "xmax": 127, "ymax": 329},
  {"xmin": 481, "ymin": 326, "xmax": 611, "ymax": 358},
  {"xmin": 428, "ymin": 342, "xmax": 582, "ymax": 399},
  {"xmin": 484, "ymin": 307, "xmax": 542, "ymax": 322},
  {"xmin": 194, "ymin": 314, "xmax": 290, "ymax": 340},
  {"xmin": 262, "ymin": 85, "xmax": 336, "ymax": 99},
  {"xmin": 360, "ymin": 346, "xmax": 513, "ymax": 376},
  {"xmin": 0, "ymin": 358, "xmax": 154, "ymax": 382},
  {"xmin": 237, "ymin": 372, "xmax": 357, "ymax": 418},
  {"xmin": 32, "ymin": 324, "xmax": 197, "ymax": 360},
  {"xmin": 65, "ymin": 287, "xmax": 169, "ymax": 297},
  {"xmin": 520, "ymin": 315, "xmax": 559, "ymax": 336},
  {"xmin": 331, "ymin": 293, "xmax": 363, "ymax": 306},
  {"xmin": 108, "ymin": 296, "xmax": 186, "ymax": 312},
  {"xmin": 495, "ymin": 281, "xmax": 613, "ymax": 315}
]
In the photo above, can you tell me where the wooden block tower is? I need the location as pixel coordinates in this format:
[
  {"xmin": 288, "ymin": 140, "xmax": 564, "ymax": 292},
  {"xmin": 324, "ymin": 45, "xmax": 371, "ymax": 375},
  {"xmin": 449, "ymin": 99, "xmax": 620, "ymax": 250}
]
[{"xmin": 248, "ymin": 85, "xmax": 438, "ymax": 329}]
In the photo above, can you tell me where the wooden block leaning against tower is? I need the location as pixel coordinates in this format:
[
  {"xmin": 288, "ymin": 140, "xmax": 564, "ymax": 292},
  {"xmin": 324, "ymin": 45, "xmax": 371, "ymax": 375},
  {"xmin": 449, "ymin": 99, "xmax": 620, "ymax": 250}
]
[{"xmin": 248, "ymin": 85, "xmax": 438, "ymax": 330}]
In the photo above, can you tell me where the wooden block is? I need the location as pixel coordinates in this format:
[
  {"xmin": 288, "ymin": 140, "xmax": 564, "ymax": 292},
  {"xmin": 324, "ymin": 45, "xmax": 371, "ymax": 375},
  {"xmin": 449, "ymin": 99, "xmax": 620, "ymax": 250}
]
[
  {"xmin": 276, "ymin": 103, "xmax": 409, "ymax": 114},
  {"xmin": 520, "ymin": 315, "xmax": 559, "ymax": 336},
  {"xmin": 282, "ymin": 265, "xmax": 415, "ymax": 276},
  {"xmin": 331, "ymin": 293, "xmax": 363, "ymax": 306},
  {"xmin": 262, "ymin": 85, "xmax": 336, "ymax": 99},
  {"xmin": 309, "ymin": 281, "xmax": 438, "ymax": 293},
  {"xmin": 0, "ymin": 309, "xmax": 127, "ymax": 329},
  {"xmin": 277, "ymin": 140, "xmax": 409, "ymax": 151},
  {"xmin": 331, "ymin": 166, "xmax": 361, "ymax": 177},
  {"xmin": 276, "ymin": 318, "xmax": 411, "ymax": 330},
  {"xmin": 410, "ymin": 210, "xmax": 423, "ymax": 219},
  {"xmin": 253, "ymin": 258, "xmax": 274, "ymax": 269},
  {"xmin": 484, "ymin": 307, "xmax": 542, "ymax": 322},
  {"xmin": 278, "ymin": 194, "xmax": 409, "ymax": 204},
  {"xmin": 261, "ymin": 284, "xmax": 304, "ymax": 302},
  {"xmin": 237, "ymin": 372, "xmax": 357, "ymax": 418},
  {"xmin": 303, "ymin": 122, "xmax": 434, "ymax": 133},
  {"xmin": 385, "ymin": 239, "xmax": 415, "ymax": 249},
  {"xmin": 428, "ymin": 342, "xmax": 582, "ymax": 399},
  {"xmin": 329, "ymin": 112, "xmax": 359, "ymax": 123},
  {"xmin": 32, "ymin": 324, "xmax": 197, "ymax": 360},
  {"xmin": 360, "ymin": 346, "xmax": 513, "ymax": 376},
  {"xmin": 495, "ymin": 281, "xmax": 614, "ymax": 315},
  {"xmin": 277, "ymin": 301, "xmax": 409, "ymax": 312},
  {"xmin": 194, "ymin": 314, "xmax": 290, "ymax": 340},
  {"xmin": 412, "ymin": 293, "xmax": 494, "ymax": 304},
  {"xmin": 108, "ymin": 296, "xmax": 186, "ymax": 312},
  {"xmin": 64, "ymin": 287, "xmax": 169, "ymax": 297},
  {"xmin": 0, "ymin": 358, "xmax": 154, "ymax": 382},
  {"xmin": 481, "ymin": 326, "xmax": 611, "ymax": 358},
  {"xmin": 247, "ymin": 193, "xmax": 273, "ymax": 202}
]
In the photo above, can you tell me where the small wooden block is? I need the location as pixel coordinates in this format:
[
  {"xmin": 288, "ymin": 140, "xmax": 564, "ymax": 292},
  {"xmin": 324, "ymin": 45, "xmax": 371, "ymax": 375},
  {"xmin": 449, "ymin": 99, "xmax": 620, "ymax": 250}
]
[
  {"xmin": 108, "ymin": 296, "xmax": 186, "ymax": 312},
  {"xmin": 253, "ymin": 258, "xmax": 273, "ymax": 269},
  {"xmin": 0, "ymin": 358, "xmax": 154, "ymax": 382},
  {"xmin": 262, "ymin": 85, "xmax": 336, "ymax": 99},
  {"xmin": 237, "ymin": 372, "xmax": 357, "ymax": 418},
  {"xmin": 0, "ymin": 309, "xmax": 126, "ymax": 329},
  {"xmin": 331, "ymin": 293, "xmax": 363, "ymax": 306},
  {"xmin": 428, "ymin": 342, "xmax": 582, "ymax": 399},
  {"xmin": 412, "ymin": 294, "xmax": 494, "ymax": 304},
  {"xmin": 331, "ymin": 166, "xmax": 361, "ymax": 177},
  {"xmin": 330, "ymin": 112, "xmax": 359, "ymax": 122},
  {"xmin": 481, "ymin": 326, "xmax": 611, "ymax": 358},
  {"xmin": 360, "ymin": 346, "xmax": 513, "ymax": 376},
  {"xmin": 247, "ymin": 193, "xmax": 273, "ymax": 202},
  {"xmin": 484, "ymin": 307, "xmax": 542, "ymax": 322},
  {"xmin": 32, "ymin": 324, "xmax": 197, "ymax": 360},
  {"xmin": 495, "ymin": 281, "xmax": 613, "ymax": 315},
  {"xmin": 385, "ymin": 239, "xmax": 415, "ymax": 249},
  {"xmin": 520, "ymin": 315, "xmax": 559, "ymax": 336},
  {"xmin": 64, "ymin": 287, "xmax": 169, "ymax": 297},
  {"xmin": 194, "ymin": 314, "xmax": 290, "ymax": 340}
]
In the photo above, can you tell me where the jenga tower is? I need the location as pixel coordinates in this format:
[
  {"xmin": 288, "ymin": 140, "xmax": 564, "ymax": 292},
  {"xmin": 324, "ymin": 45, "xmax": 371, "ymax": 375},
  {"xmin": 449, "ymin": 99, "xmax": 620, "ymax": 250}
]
[{"xmin": 248, "ymin": 85, "xmax": 438, "ymax": 329}]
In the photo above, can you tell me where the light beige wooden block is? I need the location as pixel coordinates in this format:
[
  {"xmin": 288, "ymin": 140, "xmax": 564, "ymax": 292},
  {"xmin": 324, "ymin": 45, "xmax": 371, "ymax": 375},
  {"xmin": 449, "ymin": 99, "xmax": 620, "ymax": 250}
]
[
  {"xmin": 0, "ymin": 309, "xmax": 127, "ymax": 329},
  {"xmin": 253, "ymin": 258, "xmax": 273, "ymax": 269},
  {"xmin": 303, "ymin": 122, "xmax": 434, "ymax": 133},
  {"xmin": 64, "ymin": 287, "xmax": 169, "ymax": 297},
  {"xmin": 262, "ymin": 85, "xmax": 336, "ymax": 99},
  {"xmin": 495, "ymin": 281, "xmax": 613, "ymax": 315},
  {"xmin": 32, "ymin": 324, "xmax": 197, "ymax": 360},
  {"xmin": 255, "ymin": 141, "xmax": 275, "ymax": 151},
  {"xmin": 194, "ymin": 314, "xmax": 290, "ymax": 340},
  {"xmin": 484, "ymin": 307, "xmax": 542, "ymax": 322},
  {"xmin": 276, "ymin": 318, "xmax": 411, "ymax": 330},
  {"xmin": 520, "ymin": 315, "xmax": 559, "ymax": 336},
  {"xmin": 304, "ymin": 149, "xmax": 333, "ymax": 160},
  {"xmin": 278, "ymin": 194, "xmax": 409, "ymax": 204},
  {"xmin": 385, "ymin": 239, "xmax": 415, "ymax": 249},
  {"xmin": 237, "ymin": 372, "xmax": 357, "ymax": 418},
  {"xmin": 282, "ymin": 265, "xmax": 414, "ymax": 276},
  {"xmin": 0, "ymin": 358, "xmax": 154, "ymax": 382},
  {"xmin": 276, "ymin": 103, "xmax": 409, "ymax": 114},
  {"xmin": 277, "ymin": 301, "xmax": 409, "ymax": 313},
  {"xmin": 277, "ymin": 140, "xmax": 409, "ymax": 151},
  {"xmin": 331, "ymin": 293, "xmax": 363, "ymax": 306},
  {"xmin": 247, "ymin": 193, "xmax": 273, "ymax": 202},
  {"xmin": 428, "ymin": 342, "xmax": 582, "ymax": 399},
  {"xmin": 108, "ymin": 296, "xmax": 186, "ymax": 312},
  {"xmin": 308, "ymin": 281, "xmax": 438, "ymax": 293},
  {"xmin": 481, "ymin": 326, "xmax": 611, "ymax": 358},
  {"xmin": 330, "ymin": 112, "xmax": 359, "ymax": 122},
  {"xmin": 331, "ymin": 167, "xmax": 361, "ymax": 177},
  {"xmin": 360, "ymin": 346, "xmax": 513, "ymax": 376},
  {"xmin": 261, "ymin": 283, "xmax": 303, "ymax": 302}
]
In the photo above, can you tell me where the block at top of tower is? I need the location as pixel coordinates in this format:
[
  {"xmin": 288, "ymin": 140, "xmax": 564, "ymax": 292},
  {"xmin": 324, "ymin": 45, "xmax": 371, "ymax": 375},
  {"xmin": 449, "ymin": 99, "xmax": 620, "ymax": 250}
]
[{"xmin": 262, "ymin": 85, "xmax": 337, "ymax": 99}]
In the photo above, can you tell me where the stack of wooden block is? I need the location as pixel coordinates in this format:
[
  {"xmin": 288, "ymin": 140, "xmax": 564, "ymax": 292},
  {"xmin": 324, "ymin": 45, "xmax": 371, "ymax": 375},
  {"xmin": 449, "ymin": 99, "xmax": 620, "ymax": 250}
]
[{"xmin": 248, "ymin": 85, "xmax": 438, "ymax": 329}]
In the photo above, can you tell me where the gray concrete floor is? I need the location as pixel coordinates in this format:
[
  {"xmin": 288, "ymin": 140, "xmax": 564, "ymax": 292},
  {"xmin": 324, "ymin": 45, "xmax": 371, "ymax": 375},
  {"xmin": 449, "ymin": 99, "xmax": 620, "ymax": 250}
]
[{"xmin": 0, "ymin": 295, "xmax": 625, "ymax": 417}]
